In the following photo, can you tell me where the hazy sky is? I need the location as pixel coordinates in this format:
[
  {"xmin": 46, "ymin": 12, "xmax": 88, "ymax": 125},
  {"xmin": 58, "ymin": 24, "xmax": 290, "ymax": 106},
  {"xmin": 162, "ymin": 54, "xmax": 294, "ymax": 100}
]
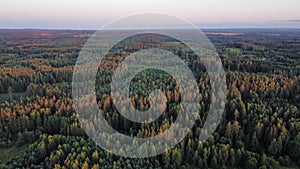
[{"xmin": 1, "ymin": 0, "xmax": 300, "ymax": 29}]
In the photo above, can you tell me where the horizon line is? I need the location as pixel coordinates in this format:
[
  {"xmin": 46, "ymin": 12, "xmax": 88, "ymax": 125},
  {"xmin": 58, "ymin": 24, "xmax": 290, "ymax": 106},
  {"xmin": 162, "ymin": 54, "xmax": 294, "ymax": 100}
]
[{"xmin": 1, "ymin": 27, "xmax": 300, "ymax": 31}]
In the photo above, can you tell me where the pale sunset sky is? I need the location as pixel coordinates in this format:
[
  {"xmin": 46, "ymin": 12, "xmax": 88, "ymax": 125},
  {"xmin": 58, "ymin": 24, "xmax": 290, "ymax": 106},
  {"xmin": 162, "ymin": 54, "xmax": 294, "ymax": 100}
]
[{"xmin": 1, "ymin": 0, "xmax": 300, "ymax": 29}]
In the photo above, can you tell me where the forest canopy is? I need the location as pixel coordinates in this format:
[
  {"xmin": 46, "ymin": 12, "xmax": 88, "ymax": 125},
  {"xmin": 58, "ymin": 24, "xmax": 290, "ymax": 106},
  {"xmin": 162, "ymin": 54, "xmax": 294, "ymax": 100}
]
[{"xmin": 0, "ymin": 29, "xmax": 299, "ymax": 169}]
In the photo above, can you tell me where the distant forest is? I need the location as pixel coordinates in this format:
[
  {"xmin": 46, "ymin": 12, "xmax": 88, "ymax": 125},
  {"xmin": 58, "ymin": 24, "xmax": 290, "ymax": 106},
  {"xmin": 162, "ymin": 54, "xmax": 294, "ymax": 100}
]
[{"xmin": 0, "ymin": 29, "xmax": 299, "ymax": 169}]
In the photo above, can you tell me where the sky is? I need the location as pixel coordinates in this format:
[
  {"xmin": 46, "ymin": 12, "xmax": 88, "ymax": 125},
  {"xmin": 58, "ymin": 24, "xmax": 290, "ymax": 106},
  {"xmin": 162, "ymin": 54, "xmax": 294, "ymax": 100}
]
[{"xmin": 1, "ymin": 0, "xmax": 300, "ymax": 29}]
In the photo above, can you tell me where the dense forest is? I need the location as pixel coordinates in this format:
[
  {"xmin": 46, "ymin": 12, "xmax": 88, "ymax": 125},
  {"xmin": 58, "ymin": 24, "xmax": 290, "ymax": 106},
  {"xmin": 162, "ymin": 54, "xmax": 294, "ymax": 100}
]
[{"xmin": 0, "ymin": 29, "xmax": 299, "ymax": 169}]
